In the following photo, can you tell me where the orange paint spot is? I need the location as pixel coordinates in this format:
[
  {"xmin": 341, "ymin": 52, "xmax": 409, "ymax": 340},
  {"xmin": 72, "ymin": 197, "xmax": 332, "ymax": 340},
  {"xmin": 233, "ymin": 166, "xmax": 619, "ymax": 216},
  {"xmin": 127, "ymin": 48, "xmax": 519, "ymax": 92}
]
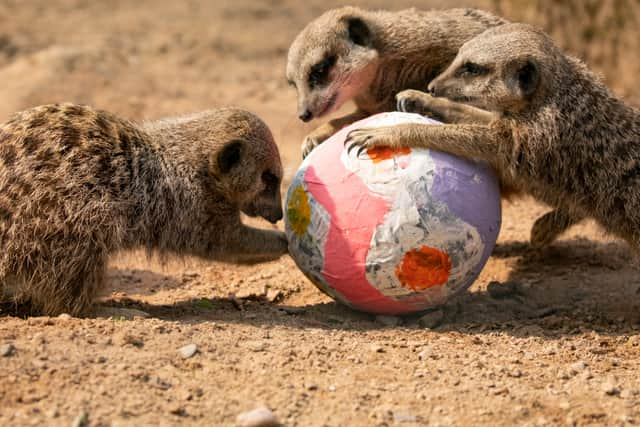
[
  {"xmin": 366, "ymin": 146, "xmax": 411, "ymax": 163},
  {"xmin": 395, "ymin": 246, "xmax": 451, "ymax": 291}
]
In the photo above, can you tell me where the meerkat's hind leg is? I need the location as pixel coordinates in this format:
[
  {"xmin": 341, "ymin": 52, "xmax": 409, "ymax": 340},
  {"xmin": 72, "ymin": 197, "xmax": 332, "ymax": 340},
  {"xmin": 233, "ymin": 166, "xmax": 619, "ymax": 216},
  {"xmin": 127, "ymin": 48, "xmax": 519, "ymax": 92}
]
[
  {"xmin": 30, "ymin": 242, "xmax": 111, "ymax": 316},
  {"xmin": 530, "ymin": 209, "xmax": 584, "ymax": 248},
  {"xmin": 396, "ymin": 89, "xmax": 498, "ymax": 125}
]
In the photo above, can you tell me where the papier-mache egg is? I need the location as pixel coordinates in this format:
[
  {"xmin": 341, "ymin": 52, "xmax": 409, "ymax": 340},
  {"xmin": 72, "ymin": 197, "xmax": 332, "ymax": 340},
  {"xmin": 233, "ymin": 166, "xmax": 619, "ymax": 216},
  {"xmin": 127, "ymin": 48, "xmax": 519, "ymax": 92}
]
[{"xmin": 285, "ymin": 112, "xmax": 501, "ymax": 314}]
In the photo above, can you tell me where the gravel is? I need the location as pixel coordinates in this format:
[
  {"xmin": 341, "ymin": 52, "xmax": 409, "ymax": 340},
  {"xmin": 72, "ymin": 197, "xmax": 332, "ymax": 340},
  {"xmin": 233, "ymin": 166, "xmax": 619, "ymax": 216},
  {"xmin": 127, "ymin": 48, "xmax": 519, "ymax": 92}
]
[
  {"xmin": 0, "ymin": 343, "xmax": 15, "ymax": 357},
  {"xmin": 236, "ymin": 406, "xmax": 280, "ymax": 427},
  {"xmin": 178, "ymin": 344, "xmax": 198, "ymax": 359}
]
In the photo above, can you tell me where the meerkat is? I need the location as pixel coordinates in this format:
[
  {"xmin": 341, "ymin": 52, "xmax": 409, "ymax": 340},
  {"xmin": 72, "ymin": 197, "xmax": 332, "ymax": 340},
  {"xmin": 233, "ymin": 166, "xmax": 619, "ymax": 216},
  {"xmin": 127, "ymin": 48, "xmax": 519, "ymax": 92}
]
[
  {"xmin": 346, "ymin": 23, "xmax": 640, "ymax": 250},
  {"xmin": 286, "ymin": 6, "xmax": 505, "ymax": 158},
  {"xmin": 0, "ymin": 104, "xmax": 289, "ymax": 316}
]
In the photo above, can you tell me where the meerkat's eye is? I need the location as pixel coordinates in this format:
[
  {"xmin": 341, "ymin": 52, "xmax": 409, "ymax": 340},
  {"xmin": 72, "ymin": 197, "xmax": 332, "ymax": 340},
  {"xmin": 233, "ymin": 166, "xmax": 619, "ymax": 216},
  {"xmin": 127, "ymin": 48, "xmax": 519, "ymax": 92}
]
[
  {"xmin": 457, "ymin": 62, "xmax": 488, "ymax": 78},
  {"xmin": 262, "ymin": 170, "xmax": 279, "ymax": 193},
  {"xmin": 308, "ymin": 55, "xmax": 337, "ymax": 89},
  {"xmin": 287, "ymin": 79, "xmax": 296, "ymax": 89}
]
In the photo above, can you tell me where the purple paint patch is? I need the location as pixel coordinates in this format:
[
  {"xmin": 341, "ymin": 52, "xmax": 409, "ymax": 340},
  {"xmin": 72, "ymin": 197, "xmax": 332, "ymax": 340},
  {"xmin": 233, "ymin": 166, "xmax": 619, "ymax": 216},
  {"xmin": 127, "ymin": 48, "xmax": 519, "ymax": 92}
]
[{"xmin": 430, "ymin": 150, "xmax": 502, "ymax": 263}]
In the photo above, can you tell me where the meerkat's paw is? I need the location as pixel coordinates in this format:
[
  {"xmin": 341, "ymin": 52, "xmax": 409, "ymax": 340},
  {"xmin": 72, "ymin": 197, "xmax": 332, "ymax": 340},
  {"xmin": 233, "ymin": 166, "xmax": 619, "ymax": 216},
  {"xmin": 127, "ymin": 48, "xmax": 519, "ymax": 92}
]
[
  {"xmin": 396, "ymin": 89, "xmax": 435, "ymax": 115},
  {"xmin": 345, "ymin": 127, "xmax": 399, "ymax": 157},
  {"xmin": 302, "ymin": 125, "xmax": 336, "ymax": 159}
]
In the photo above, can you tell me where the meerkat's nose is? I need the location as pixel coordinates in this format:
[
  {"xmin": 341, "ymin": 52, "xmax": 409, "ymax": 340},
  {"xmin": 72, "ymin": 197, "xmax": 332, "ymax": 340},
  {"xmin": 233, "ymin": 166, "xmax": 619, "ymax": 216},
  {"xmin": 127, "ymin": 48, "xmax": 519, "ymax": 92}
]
[
  {"xmin": 427, "ymin": 82, "xmax": 437, "ymax": 96},
  {"xmin": 299, "ymin": 109, "xmax": 313, "ymax": 122}
]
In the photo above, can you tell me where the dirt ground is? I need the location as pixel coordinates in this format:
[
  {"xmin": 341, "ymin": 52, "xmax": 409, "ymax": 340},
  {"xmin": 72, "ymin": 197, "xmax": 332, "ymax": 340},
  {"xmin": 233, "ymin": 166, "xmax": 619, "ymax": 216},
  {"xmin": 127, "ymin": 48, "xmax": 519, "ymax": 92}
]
[{"xmin": 1, "ymin": 1, "xmax": 639, "ymax": 426}]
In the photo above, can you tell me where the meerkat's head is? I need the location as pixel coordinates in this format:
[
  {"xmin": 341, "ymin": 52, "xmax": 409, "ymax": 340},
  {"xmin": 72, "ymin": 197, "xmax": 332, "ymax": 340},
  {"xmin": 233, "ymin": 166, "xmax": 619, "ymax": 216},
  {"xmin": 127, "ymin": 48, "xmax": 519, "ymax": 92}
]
[
  {"xmin": 194, "ymin": 109, "xmax": 284, "ymax": 224},
  {"xmin": 428, "ymin": 24, "xmax": 563, "ymax": 115},
  {"xmin": 286, "ymin": 7, "xmax": 379, "ymax": 122}
]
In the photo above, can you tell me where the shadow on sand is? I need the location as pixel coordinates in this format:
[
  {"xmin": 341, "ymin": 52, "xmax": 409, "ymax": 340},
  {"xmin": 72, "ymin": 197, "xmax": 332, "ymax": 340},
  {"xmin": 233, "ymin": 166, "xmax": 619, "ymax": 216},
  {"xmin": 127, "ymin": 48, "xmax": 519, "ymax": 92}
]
[{"xmin": 3, "ymin": 238, "xmax": 639, "ymax": 338}]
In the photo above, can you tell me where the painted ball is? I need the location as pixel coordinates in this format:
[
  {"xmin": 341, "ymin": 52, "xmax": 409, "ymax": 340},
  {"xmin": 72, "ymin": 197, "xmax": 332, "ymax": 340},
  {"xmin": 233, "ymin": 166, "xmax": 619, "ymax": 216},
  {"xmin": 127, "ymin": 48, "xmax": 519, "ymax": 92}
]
[{"xmin": 285, "ymin": 112, "xmax": 501, "ymax": 314}]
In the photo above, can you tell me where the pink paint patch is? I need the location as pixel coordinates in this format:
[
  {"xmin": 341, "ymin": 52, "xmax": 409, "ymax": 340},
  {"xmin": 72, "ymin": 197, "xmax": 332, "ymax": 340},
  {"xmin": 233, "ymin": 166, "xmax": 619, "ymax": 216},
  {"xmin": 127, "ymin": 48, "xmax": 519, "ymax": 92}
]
[{"xmin": 303, "ymin": 117, "xmax": 419, "ymax": 314}]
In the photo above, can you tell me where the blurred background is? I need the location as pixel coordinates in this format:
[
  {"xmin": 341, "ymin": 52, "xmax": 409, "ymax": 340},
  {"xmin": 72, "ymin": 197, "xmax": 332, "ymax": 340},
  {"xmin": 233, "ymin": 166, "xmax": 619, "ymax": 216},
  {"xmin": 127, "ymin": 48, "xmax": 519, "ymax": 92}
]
[{"xmin": 0, "ymin": 0, "xmax": 638, "ymax": 170}]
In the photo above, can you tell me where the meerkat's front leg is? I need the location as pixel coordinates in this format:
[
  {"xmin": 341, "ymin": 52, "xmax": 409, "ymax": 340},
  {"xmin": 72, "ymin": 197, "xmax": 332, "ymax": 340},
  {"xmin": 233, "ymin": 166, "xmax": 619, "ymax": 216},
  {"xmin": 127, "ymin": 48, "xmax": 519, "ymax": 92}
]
[
  {"xmin": 346, "ymin": 123, "xmax": 502, "ymax": 169},
  {"xmin": 396, "ymin": 90, "xmax": 498, "ymax": 125},
  {"xmin": 302, "ymin": 109, "xmax": 369, "ymax": 158},
  {"xmin": 215, "ymin": 224, "xmax": 289, "ymax": 264}
]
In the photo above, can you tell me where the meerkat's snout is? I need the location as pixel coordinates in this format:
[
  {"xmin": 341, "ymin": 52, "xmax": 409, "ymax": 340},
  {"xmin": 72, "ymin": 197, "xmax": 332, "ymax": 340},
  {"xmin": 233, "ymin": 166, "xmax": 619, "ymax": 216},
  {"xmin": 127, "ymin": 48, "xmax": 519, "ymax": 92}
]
[
  {"xmin": 299, "ymin": 109, "xmax": 313, "ymax": 122},
  {"xmin": 263, "ymin": 204, "xmax": 284, "ymax": 224},
  {"xmin": 427, "ymin": 81, "xmax": 438, "ymax": 96}
]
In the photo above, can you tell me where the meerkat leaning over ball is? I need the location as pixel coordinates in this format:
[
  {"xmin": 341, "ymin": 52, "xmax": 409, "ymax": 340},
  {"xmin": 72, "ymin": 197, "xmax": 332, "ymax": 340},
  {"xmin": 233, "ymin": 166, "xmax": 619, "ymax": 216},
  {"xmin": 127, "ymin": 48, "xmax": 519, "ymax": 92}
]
[
  {"xmin": 286, "ymin": 6, "xmax": 505, "ymax": 158},
  {"xmin": 346, "ymin": 23, "xmax": 640, "ymax": 250},
  {"xmin": 286, "ymin": 7, "xmax": 579, "ymax": 247},
  {"xmin": 0, "ymin": 104, "xmax": 288, "ymax": 316}
]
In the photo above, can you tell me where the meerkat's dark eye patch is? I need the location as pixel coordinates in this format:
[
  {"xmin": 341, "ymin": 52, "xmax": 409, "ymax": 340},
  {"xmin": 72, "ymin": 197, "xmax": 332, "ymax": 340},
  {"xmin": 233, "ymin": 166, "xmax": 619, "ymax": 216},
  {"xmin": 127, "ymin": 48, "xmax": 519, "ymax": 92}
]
[
  {"xmin": 457, "ymin": 62, "xmax": 489, "ymax": 78},
  {"xmin": 261, "ymin": 170, "xmax": 279, "ymax": 193},
  {"xmin": 308, "ymin": 55, "xmax": 336, "ymax": 89},
  {"xmin": 218, "ymin": 141, "xmax": 242, "ymax": 174},
  {"xmin": 346, "ymin": 17, "xmax": 371, "ymax": 46},
  {"xmin": 517, "ymin": 60, "xmax": 539, "ymax": 97}
]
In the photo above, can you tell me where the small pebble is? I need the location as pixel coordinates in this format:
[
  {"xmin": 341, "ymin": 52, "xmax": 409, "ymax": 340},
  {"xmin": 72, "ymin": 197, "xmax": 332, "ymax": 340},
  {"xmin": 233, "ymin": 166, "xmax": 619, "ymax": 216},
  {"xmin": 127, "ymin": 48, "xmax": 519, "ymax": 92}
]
[
  {"xmin": 602, "ymin": 378, "xmax": 620, "ymax": 396},
  {"xmin": 246, "ymin": 341, "xmax": 266, "ymax": 352},
  {"xmin": 57, "ymin": 313, "xmax": 72, "ymax": 321},
  {"xmin": 509, "ymin": 369, "xmax": 522, "ymax": 378},
  {"xmin": 558, "ymin": 400, "xmax": 571, "ymax": 410},
  {"xmin": 71, "ymin": 410, "xmax": 89, "ymax": 427},
  {"xmin": 393, "ymin": 411, "xmax": 417, "ymax": 423},
  {"xmin": 236, "ymin": 286, "xmax": 267, "ymax": 299},
  {"xmin": 375, "ymin": 315, "xmax": 401, "ymax": 327},
  {"xmin": 0, "ymin": 343, "xmax": 15, "ymax": 357},
  {"xmin": 370, "ymin": 344, "xmax": 385, "ymax": 353},
  {"xmin": 117, "ymin": 333, "xmax": 144, "ymax": 347},
  {"xmin": 179, "ymin": 344, "xmax": 198, "ymax": 359},
  {"xmin": 417, "ymin": 348, "xmax": 433, "ymax": 360},
  {"xmin": 236, "ymin": 406, "xmax": 280, "ymax": 427},
  {"xmin": 266, "ymin": 289, "xmax": 282, "ymax": 302},
  {"xmin": 569, "ymin": 361, "xmax": 587, "ymax": 374},
  {"xmin": 418, "ymin": 309, "xmax": 444, "ymax": 329}
]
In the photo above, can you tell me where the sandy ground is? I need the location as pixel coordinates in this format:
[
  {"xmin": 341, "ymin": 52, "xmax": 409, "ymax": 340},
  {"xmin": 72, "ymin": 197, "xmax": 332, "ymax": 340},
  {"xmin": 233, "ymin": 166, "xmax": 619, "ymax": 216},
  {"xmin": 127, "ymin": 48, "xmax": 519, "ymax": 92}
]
[{"xmin": 0, "ymin": 1, "xmax": 639, "ymax": 426}]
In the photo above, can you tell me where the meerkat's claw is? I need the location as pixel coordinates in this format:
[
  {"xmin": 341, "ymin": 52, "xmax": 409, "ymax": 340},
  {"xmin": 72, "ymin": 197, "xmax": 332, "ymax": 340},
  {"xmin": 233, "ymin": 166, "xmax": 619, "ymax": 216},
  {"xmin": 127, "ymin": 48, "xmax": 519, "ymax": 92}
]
[
  {"xmin": 346, "ymin": 127, "xmax": 397, "ymax": 155},
  {"xmin": 301, "ymin": 134, "xmax": 321, "ymax": 159}
]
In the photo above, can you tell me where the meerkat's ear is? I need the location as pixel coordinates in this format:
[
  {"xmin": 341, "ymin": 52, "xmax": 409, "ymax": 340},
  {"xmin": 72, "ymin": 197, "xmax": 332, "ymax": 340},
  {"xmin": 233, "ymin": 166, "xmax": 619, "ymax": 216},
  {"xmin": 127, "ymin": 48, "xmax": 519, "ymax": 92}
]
[
  {"xmin": 509, "ymin": 59, "xmax": 540, "ymax": 98},
  {"xmin": 217, "ymin": 141, "xmax": 243, "ymax": 174},
  {"xmin": 345, "ymin": 17, "xmax": 371, "ymax": 46}
]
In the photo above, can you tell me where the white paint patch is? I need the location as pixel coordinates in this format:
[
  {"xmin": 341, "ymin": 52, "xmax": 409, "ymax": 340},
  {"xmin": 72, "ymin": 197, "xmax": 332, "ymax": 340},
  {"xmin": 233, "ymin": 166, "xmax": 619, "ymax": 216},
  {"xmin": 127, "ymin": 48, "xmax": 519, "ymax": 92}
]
[{"xmin": 284, "ymin": 170, "xmax": 339, "ymax": 302}]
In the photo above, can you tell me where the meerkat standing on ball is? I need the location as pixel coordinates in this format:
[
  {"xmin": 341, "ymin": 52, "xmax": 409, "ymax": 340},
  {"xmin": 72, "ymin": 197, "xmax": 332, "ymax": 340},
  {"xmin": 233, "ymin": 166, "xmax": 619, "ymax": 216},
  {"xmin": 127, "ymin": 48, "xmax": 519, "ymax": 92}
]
[
  {"xmin": 286, "ymin": 6, "xmax": 505, "ymax": 158},
  {"xmin": 346, "ymin": 23, "xmax": 640, "ymax": 250},
  {"xmin": 0, "ymin": 104, "xmax": 288, "ymax": 316}
]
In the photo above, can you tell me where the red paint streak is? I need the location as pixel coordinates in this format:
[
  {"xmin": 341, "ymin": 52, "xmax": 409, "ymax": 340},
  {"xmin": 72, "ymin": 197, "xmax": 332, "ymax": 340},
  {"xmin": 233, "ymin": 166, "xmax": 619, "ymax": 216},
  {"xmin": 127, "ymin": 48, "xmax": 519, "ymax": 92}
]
[
  {"xmin": 303, "ymin": 115, "xmax": 419, "ymax": 314},
  {"xmin": 395, "ymin": 246, "xmax": 451, "ymax": 291},
  {"xmin": 366, "ymin": 146, "xmax": 411, "ymax": 163}
]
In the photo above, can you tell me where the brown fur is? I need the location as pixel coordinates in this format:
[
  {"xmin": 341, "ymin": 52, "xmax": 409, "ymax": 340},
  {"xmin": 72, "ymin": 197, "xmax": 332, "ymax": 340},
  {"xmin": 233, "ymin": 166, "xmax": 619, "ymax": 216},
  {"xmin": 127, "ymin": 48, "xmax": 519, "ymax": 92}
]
[
  {"xmin": 346, "ymin": 24, "xmax": 640, "ymax": 250},
  {"xmin": 0, "ymin": 104, "xmax": 288, "ymax": 316},
  {"xmin": 285, "ymin": 6, "xmax": 506, "ymax": 158}
]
